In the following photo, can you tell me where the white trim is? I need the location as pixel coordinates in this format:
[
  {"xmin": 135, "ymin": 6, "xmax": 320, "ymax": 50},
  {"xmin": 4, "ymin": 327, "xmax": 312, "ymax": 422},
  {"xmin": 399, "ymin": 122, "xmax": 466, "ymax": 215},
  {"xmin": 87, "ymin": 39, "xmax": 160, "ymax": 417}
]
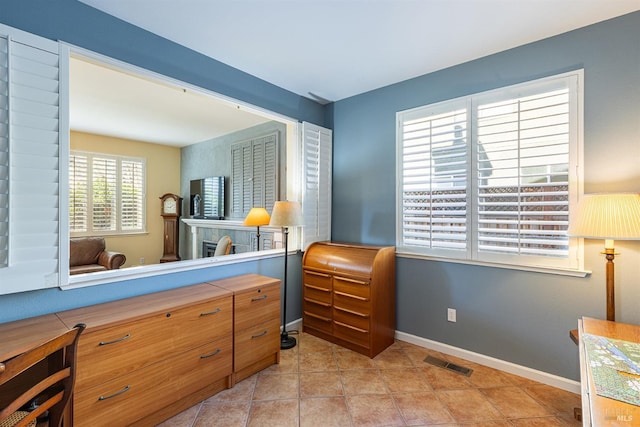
[
  {"xmin": 395, "ymin": 330, "xmax": 580, "ymax": 394},
  {"xmin": 64, "ymin": 247, "xmax": 290, "ymax": 290},
  {"xmin": 397, "ymin": 251, "xmax": 591, "ymax": 278}
]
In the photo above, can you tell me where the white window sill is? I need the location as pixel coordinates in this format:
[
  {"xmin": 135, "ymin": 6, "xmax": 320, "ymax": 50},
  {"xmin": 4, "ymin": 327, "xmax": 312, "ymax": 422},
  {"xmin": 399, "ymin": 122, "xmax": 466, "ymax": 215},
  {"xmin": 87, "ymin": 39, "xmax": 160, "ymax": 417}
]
[{"xmin": 396, "ymin": 250, "xmax": 591, "ymax": 278}]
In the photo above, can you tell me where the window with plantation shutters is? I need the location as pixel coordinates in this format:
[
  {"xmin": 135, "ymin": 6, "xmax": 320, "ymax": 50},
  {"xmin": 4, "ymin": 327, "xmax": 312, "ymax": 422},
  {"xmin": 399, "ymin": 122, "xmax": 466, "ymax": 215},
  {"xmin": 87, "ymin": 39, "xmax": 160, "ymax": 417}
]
[
  {"xmin": 397, "ymin": 71, "xmax": 582, "ymax": 270},
  {"xmin": 70, "ymin": 151, "xmax": 146, "ymax": 235},
  {"xmin": 231, "ymin": 132, "xmax": 279, "ymax": 218}
]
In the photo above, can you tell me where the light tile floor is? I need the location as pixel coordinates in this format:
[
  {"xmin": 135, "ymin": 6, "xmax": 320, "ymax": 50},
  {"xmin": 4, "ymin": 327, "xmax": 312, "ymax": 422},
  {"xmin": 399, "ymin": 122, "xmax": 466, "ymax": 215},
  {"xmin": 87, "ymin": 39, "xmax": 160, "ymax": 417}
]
[{"xmin": 158, "ymin": 332, "xmax": 581, "ymax": 426}]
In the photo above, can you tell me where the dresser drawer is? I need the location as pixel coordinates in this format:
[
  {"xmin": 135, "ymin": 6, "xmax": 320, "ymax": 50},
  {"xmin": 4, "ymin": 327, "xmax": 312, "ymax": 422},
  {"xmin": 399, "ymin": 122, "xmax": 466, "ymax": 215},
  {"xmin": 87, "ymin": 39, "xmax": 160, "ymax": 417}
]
[
  {"xmin": 234, "ymin": 317, "xmax": 280, "ymax": 372},
  {"xmin": 304, "ymin": 271, "xmax": 332, "ymax": 294},
  {"xmin": 303, "ymin": 309, "xmax": 333, "ymax": 334},
  {"xmin": 304, "ymin": 295, "xmax": 332, "ymax": 320},
  {"xmin": 74, "ymin": 334, "xmax": 232, "ymax": 426},
  {"xmin": 333, "ymin": 305, "xmax": 370, "ymax": 332},
  {"xmin": 334, "ymin": 319, "xmax": 370, "ymax": 349},
  {"xmin": 233, "ymin": 282, "xmax": 280, "ymax": 331},
  {"xmin": 74, "ymin": 296, "xmax": 232, "ymax": 391}
]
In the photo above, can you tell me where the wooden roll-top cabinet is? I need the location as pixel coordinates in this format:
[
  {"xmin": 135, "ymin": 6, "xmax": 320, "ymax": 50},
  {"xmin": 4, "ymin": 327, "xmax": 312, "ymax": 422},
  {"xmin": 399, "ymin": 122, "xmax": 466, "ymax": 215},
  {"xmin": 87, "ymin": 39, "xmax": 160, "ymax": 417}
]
[{"xmin": 302, "ymin": 242, "xmax": 396, "ymax": 358}]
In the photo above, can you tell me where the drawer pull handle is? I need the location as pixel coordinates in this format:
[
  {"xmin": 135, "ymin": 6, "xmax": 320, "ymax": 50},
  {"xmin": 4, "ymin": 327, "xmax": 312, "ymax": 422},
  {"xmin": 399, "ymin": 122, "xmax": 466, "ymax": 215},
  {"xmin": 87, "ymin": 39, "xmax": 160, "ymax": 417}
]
[
  {"xmin": 251, "ymin": 295, "xmax": 268, "ymax": 301},
  {"xmin": 334, "ymin": 306, "xmax": 369, "ymax": 318},
  {"xmin": 98, "ymin": 385, "xmax": 130, "ymax": 401},
  {"xmin": 200, "ymin": 348, "xmax": 222, "ymax": 359},
  {"xmin": 335, "ymin": 321, "xmax": 368, "ymax": 334},
  {"xmin": 337, "ymin": 277, "xmax": 368, "ymax": 286},
  {"xmin": 334, "ymin": 291, "xmax": 368, "ymax": 301},
  {"xmin": 304, "ymin": 311, "xmax": 331, "ymax": 322},
  {"xmin": 251, "ymin": 330, "xmax": 268, "ymax": 339},
  {"xmin": 305, "ymin": 271, "xmax": 330, "ymax": 278},
  {"xmin": 200, "ymin": 308, "xmax": 221, "ymax": 316},
  {"xmin": 98, "ymin": 334, "xmax": 131, "ymax": 346},
  {"xmin": 305, "ymin": 284, "xmax": 331, "ymax": 293},
  {"xmin": 304, "ymin": 297, "xmax": 331, "ymax": 307}
]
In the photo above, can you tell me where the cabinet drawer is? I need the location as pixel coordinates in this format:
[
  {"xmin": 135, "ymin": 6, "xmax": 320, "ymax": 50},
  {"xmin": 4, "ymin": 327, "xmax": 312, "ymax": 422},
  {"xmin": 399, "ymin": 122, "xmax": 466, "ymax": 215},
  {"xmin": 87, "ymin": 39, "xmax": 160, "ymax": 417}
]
[
  {"xmin": 234, "ymin": 318, "xmax": 280, "ymax": 372},
  {"xmin": 234, "ymin": 282, "xmax": 280, "ymax": 331},
  {"xmin": 304, "ymin": 270, "xmax": 332, "ymax": 294},
  {"xmin": 304, "ymin": 296, "xmax": 332, "ymax": 321},
  {"xmin": 333, "ymin": 305, "xmax": 370, "ymax": 332},
  {"xmin": 303, "ymin": 282, "xmax": 332, "ymax": 304},
  {"xmin": 333, "ymin": 320, "xmax": 370, "ymax": 349},
  {"xmin": 74, "ymin": 335, "xmax": 232, "ymax": 427},
  {"xmin": 303, "ymin": 309, "xmax": 333, "ymax": 334},
  {"xmin": 334, "ymin": 276, "xmax": 370, "ymax": 299},
  {"xmin": 75, "ymin": 296, "xmax": 232, "ymax": 392}
]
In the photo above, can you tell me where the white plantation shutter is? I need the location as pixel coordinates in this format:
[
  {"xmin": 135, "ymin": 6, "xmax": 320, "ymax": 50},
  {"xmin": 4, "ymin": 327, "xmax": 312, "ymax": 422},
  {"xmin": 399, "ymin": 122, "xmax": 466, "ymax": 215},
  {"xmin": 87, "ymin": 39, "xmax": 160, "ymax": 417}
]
[
  {"xmin": 0, "ymin": 35, "xmax": 8, "ymax": 268},
  {"xmin": 476, "ymin": 85, "xmax": 571, "ymax": 262},
  {"xmin": 301, "ymin": 122, "xmax": 332, "ymax": 250},
  {"xmin": 231, "ymin": 132, "xmax": 279, "ymax": 218},
  {"xmin": 0, "ymin": 24, "xmax": 61, "ymax": 293},
  {"xmin": 121, "ymin": 159, "xmax": 144, "ymax": 231},
  {"xmin": 69, "ymin": 153, "xmax": 88, "ymax": 232},
  {"xmin": 70, "ymin": 151, "xmax": 145, "ymax": 235},
  {"xmin": 397, "ymin": 72, "xmax": 581, "ymax": 270},
  {"xmin": 92, "ymin": 156, "xmax": 117, "ymax": 231},
  {"xmin": 399, "ymin": 104, "xmax": 469, "ymax": 254}
]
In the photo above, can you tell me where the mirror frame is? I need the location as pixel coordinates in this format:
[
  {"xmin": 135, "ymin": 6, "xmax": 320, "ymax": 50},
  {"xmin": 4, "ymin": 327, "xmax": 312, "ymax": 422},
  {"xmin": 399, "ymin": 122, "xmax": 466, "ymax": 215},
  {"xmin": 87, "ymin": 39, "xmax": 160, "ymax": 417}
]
[{"xmin": 60, "ymin": 44, "xmax": 302, "ymax": 291}]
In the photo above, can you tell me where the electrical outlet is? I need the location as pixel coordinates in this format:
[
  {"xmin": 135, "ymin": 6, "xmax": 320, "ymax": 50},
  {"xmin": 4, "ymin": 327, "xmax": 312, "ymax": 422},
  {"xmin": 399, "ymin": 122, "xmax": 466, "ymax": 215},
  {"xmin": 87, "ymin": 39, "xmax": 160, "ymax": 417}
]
[
  {"xmin": 447, "ymin": 308, "xmax": 457, "ymax": 322},
  {"xmin": 140, "ymin": 257, "xmax": 145, "ymax": 265}
]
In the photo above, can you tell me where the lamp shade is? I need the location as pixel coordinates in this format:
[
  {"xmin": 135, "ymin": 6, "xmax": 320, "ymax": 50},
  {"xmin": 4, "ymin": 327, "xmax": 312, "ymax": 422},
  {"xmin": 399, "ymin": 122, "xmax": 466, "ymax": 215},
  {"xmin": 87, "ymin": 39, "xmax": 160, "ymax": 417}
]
[
  {"xmin": 243, "ymin": 207, "xmax": 271, "ymax": 226},
  {"xmin": 269, "ymin": 201, "xmax": 303, "ymax": 227},
  {"xmin": 568, "ymin": 193, "xmax": 640, "ymax": 240}
]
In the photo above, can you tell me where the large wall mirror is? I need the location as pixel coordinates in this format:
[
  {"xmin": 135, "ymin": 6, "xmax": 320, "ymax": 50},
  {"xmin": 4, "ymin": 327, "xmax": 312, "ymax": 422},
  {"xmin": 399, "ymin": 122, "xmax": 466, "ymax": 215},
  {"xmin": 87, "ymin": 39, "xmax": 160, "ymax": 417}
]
[{"xmin": 66, "ymin": 50, "xmax": 300, "ymax": 288}]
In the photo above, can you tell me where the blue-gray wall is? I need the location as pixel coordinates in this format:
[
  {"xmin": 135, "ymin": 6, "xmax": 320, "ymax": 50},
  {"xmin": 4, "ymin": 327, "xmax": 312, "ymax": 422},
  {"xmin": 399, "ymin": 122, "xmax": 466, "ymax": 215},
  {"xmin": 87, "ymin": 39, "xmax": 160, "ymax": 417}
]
[
  {"xmin": 330, "ymin": 11, "xmax": 640, "ymax": 380},
  {"xmin": 0, "ymin": 0, "xmax": 316, "ymax": 324}
]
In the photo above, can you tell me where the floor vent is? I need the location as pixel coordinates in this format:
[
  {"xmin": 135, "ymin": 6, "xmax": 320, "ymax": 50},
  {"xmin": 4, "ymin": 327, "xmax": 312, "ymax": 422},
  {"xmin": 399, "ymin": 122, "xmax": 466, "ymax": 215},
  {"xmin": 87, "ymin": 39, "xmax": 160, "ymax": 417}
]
[{"xmin": 423, "ymin": 355, "xmax": 473, "ymax": 377}]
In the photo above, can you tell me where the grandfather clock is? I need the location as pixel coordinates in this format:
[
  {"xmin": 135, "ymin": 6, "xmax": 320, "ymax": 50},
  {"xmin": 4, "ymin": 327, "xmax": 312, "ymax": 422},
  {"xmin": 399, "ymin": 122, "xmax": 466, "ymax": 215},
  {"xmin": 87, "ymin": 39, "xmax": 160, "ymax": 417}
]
[{"xmin": 160, "ymin": 193, "xmax": 182, "ymax": 263}]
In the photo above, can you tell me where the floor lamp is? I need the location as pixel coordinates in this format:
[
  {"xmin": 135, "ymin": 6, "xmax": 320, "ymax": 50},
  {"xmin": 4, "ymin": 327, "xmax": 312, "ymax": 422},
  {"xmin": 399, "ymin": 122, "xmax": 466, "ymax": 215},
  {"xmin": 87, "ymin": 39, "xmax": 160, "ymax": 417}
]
[
  {"xmin": 568, "ymin": 193, "xmax": 640, "ymax": 321},
  {"xmin": 269, "ymin": 201, "xmax": 303, "ymax": 349},
  {"xmin": 243, "ymin": 207, "xmax": 271, "ymax": 251}
]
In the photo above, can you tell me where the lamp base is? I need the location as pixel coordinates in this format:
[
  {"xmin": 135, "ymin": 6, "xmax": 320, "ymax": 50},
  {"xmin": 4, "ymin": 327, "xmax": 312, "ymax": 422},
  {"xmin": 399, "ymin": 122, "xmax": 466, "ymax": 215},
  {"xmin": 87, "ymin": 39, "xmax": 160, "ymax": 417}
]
[{"xmin": 280, "ymin": 331, "xmax": 296, "ymax": 350}]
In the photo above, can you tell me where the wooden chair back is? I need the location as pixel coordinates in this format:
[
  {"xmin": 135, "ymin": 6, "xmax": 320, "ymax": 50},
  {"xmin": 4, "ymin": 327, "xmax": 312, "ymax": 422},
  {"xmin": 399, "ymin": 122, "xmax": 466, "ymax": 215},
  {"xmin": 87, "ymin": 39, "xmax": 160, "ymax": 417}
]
[{"xmin": 0, "ymin": 323, "xmax": 85, "ymax": 427}]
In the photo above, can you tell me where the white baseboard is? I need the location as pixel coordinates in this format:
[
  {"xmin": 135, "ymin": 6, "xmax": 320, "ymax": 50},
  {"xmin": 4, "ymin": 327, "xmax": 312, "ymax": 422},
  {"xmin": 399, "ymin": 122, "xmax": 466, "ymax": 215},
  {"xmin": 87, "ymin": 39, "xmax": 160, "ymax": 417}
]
[{"xmin": 395, "ymin": 330, "xmax": 580, "ymax": 394}]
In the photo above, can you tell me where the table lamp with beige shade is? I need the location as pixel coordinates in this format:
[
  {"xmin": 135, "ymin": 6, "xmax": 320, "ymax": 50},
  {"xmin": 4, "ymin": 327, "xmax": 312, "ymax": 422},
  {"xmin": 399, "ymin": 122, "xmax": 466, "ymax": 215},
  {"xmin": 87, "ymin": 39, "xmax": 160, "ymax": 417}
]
[{"xmin": 568, "ymin": 193, "xmax": 640, "ymax": 321}]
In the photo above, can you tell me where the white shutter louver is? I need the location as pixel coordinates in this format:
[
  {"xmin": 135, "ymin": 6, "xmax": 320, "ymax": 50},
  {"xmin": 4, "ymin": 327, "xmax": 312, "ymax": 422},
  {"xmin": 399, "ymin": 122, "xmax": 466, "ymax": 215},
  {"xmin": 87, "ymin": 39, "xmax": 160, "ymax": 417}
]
[
  {"xmin": 92, "ymin": 156, "xmax": 117, "ymax": 231},
  {"xmin": 301, "ymin": 122, "xmax": 332, "ymax": 250},
  {"xmin": 0, "ymin": 24, "xmax": 61, "ymax": 293}
]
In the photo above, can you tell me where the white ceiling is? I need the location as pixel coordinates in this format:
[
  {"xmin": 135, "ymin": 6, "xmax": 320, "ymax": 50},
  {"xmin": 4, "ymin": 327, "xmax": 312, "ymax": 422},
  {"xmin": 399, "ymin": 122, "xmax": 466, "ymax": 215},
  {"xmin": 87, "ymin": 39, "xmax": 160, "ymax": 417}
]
[
  {"xmin": 72, "ymin": 0, "xmax": 640, "ymax": 146},
  {"xmin": 70, "ymin": 58, "xmax": 270, "ymax": 146},
  {"xmin": 78, "ymin": 0, "xmax": 640, "ymax": 103}
]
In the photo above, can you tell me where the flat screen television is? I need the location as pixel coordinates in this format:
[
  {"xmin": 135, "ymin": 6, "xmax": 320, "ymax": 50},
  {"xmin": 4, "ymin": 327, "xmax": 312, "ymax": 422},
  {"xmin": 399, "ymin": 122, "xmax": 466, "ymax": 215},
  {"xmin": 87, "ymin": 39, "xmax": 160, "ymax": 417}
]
[{"xmin": 190, "ymin": 176, "xmax": 224, "ymax": 219}]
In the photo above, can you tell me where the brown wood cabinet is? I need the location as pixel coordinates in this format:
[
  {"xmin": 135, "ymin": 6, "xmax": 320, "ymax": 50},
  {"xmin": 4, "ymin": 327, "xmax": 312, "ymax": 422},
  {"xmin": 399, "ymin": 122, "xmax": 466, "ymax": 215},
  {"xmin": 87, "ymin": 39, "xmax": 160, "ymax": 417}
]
[
  {"xmin": 215, "ymin": 274, "xmax": 281, "ymax": 384},
  {"xmin": 302, "ymin": 242, "xmax": 395, "ymax": 358}
]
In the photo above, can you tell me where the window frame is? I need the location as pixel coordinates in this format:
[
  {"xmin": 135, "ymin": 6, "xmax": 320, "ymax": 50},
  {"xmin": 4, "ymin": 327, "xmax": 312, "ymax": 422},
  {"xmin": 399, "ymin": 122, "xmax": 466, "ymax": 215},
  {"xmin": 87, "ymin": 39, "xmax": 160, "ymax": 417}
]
[
  {"xmin": 396, "ymin": 70, "xmax": 586, "ymax": 276},
  {"xmin": 69, "ymin": 150, "xmax": 147, "ymax": 237}
]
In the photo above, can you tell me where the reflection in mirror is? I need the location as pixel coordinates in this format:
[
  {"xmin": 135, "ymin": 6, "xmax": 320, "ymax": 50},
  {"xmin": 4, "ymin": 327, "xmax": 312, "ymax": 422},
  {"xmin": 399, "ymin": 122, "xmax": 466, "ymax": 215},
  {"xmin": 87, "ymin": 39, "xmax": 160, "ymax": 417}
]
[{"xmin": 69, "ymin": 55, "xmax": 294, "ymax": 279}]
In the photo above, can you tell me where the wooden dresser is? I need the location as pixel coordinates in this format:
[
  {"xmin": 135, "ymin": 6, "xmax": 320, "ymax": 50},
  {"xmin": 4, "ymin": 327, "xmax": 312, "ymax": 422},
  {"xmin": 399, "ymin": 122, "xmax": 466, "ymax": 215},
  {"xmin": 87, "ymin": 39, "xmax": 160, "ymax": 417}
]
[
  {"xmin": 302, "ymin": 242, "xmax": 395, "ymax": 358},
  {"xmin": 214, "ymin": 274, "xmax": 281, "ymax": 384}
]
